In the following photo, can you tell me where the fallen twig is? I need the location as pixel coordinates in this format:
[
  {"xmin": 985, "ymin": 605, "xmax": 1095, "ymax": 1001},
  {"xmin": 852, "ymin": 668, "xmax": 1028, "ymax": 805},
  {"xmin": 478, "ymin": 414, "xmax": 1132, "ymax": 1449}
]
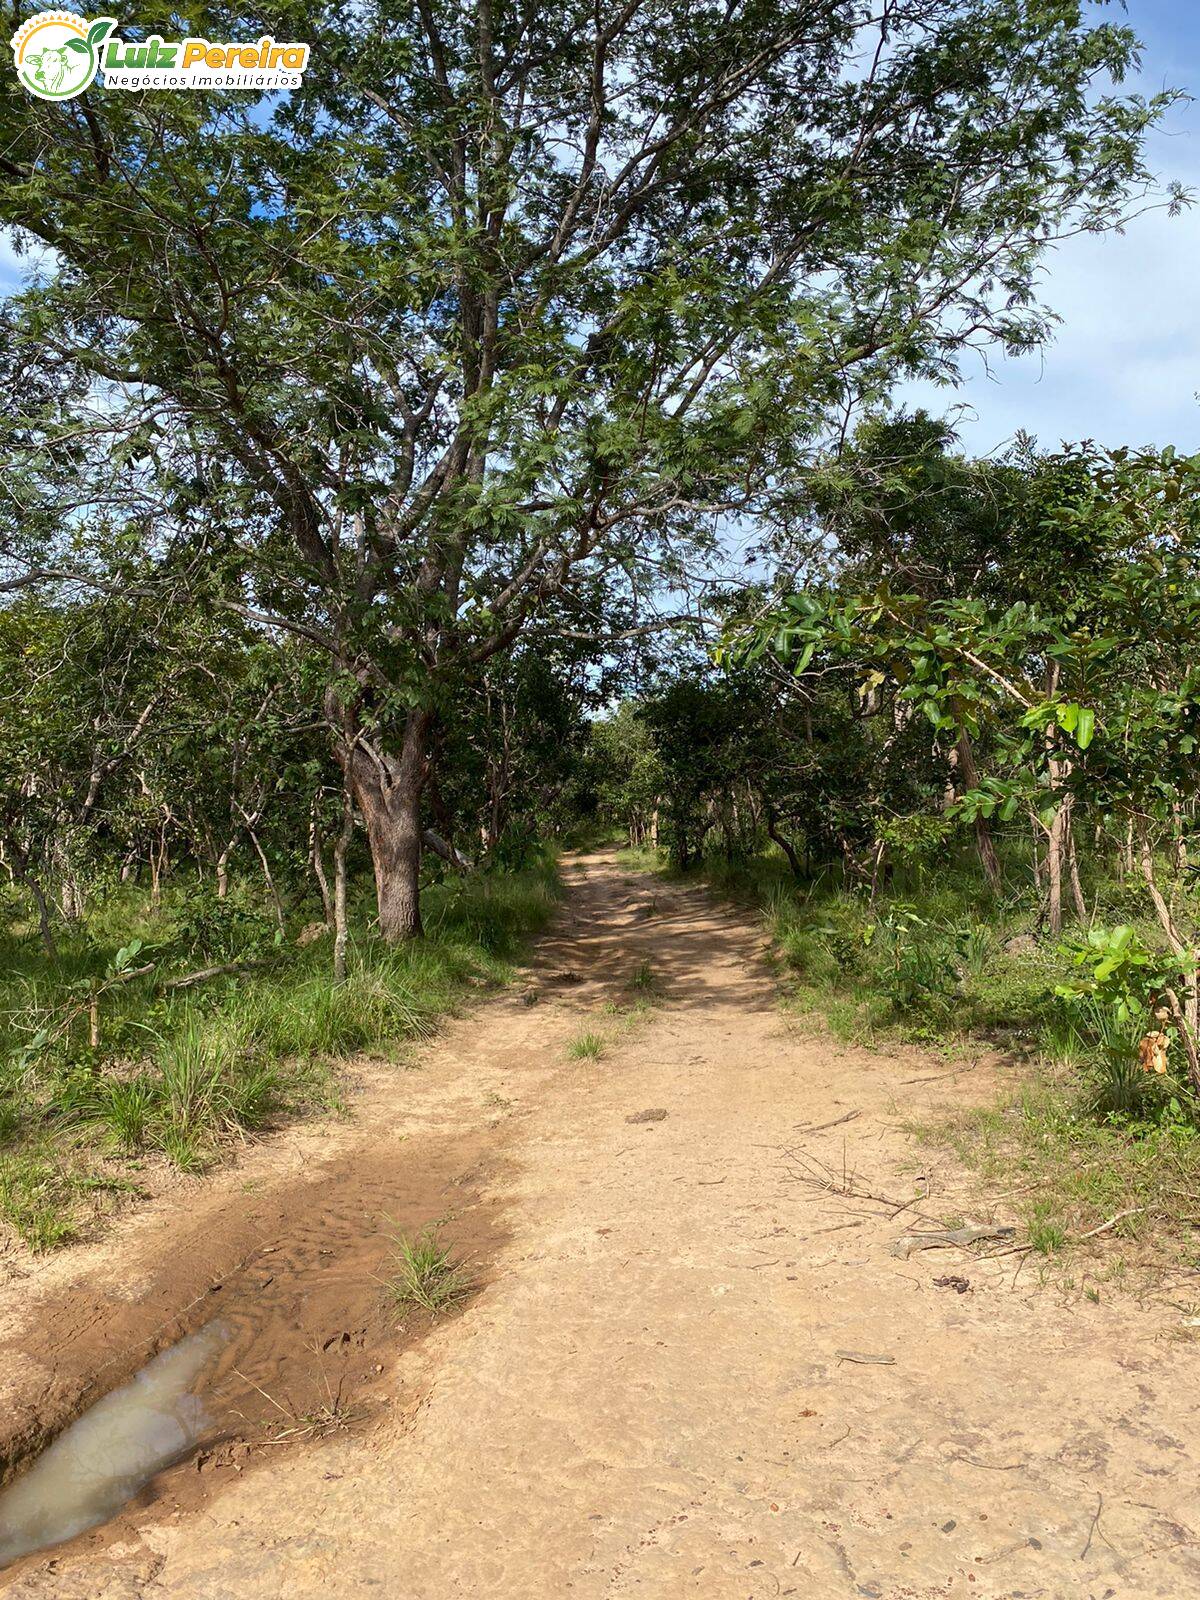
[
  {"xmin": 791, "ymin": 1110, "xmax": 861, "ymax": 1135},
  {"xmin": 163, "ymin": 957, "xmax": 275, "ymax": 991},
  {"xmin": 1080, "ymin": 1491, "xmax": 1105, "ymax": 1560},
  {"xmin": 901, "ymin": 1066, "xmax": 973, "ymax": 1086},
  {"xmin": 780, "ymin": 1145, "xmax": 945, "ymax": 1228},
  {"xmin": 892, "ymin": 1223, "xmax": 1016, "ymax": 1260}
]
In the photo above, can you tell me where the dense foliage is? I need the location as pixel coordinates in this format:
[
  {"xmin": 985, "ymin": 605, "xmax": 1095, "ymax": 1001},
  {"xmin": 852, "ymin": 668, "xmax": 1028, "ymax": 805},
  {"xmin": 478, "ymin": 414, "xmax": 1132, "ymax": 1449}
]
[{"xmin": 0, "ymin": 0, "xmax": 1175, "ymax": 936}]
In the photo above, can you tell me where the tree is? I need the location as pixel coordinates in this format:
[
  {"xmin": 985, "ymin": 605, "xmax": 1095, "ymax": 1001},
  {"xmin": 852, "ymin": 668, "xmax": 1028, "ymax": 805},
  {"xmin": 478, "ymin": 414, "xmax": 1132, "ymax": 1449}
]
[
  {"xmin": 0, "ymin": 0, "xmax": 1178, "ymax": 934},
  {"xmin": 736, "ymin": 443, "xmax": 1200, "ymax": 1085},
  {"xmin": 590, "ymin": 703, "xmax": 666, "ymax": 849}
]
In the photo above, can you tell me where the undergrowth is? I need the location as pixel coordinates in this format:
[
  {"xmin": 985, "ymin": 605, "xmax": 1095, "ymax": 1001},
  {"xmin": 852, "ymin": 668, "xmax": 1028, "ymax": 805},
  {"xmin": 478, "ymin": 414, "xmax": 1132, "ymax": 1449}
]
[
  {"xmin": 913, "ymin": 1073, "xmax": 1200, "ymax": 1276},
  {"xmin": 0, "ymin": 852, "xmax": 561, "ymax": 1250}
]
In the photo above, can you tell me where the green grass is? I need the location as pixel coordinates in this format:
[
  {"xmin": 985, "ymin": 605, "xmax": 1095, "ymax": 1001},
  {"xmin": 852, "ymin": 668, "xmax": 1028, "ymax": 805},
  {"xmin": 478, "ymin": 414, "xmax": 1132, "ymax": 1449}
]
[
  {"xmin": 629, "ymin": 959, "xmax": 657, "ymax": 993},
  {"xmin": 0, "ymin": 1150, "xmax": 82, "ymax": 1250},
  {"xmin": 0, "ymin": 851, "xmax": 562, "ymax": 1250},
  {"xmin": 916, "ymin": 1068, "xmax": 1200, "ymax": 1274},
  {"xmin": 568, "ymin": 1030, "xmax": 606, "ymax": 1060},
  {"xmin": 383, "ymin": 1223, "xmax": 470, "ymax": 1315}
]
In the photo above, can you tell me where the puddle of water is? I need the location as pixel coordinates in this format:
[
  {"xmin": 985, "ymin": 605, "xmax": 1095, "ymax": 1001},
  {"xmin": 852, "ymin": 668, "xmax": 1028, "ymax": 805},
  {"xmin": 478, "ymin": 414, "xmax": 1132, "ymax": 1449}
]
[{"xmin": 0, "ymin": 1320, "xmax": 229, "ymax": 1570}]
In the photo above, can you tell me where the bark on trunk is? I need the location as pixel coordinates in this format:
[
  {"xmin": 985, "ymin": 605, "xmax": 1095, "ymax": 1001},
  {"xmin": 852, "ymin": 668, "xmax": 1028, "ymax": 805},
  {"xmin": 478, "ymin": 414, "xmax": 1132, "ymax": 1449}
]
[
  {"xmin": 765, "ymin": 809, "xmax": 804, "ymax": 880},
  {"xmin": 215, "ymin": 837, "xmax": 236, "ymax": 901},
  {"xmin": 1067, "ymin": 823, "xmax": 1087, "ymax": 923},
  {"xmin": 240, "ymin": 820, "xmax": 284, "ymax": 932},
  {"xmin": 1045, "ymin": 799, "xmax": 1067, "ymax": 939},
  {"xmin": 309, "ymin": 812, "xmax": 334, "ymax": 929},
  {"xmin": 422, "ymin": 828, "xmax": 474, "ymax": 872},
  {"xmin": 13, "ymin": 860, "xmax": 57, "ymax": 959},
  {"xmin": 337, "ymin": 708, "xmax": 431, "ymax": 940}
]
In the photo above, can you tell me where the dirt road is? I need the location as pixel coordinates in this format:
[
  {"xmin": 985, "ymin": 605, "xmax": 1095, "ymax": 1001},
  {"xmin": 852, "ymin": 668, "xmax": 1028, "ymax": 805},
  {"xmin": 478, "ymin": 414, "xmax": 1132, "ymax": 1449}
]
[{"xmin": 5, "ymin": 851, "xmax": 1199, "ymax": 1597}]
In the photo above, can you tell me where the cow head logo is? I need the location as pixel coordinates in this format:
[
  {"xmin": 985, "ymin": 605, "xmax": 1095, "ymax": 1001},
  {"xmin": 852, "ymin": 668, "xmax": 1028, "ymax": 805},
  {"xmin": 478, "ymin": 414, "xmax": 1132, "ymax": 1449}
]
[{"xmin": 11, "ymin": 11, "xmax": 116, "ymax": 100}]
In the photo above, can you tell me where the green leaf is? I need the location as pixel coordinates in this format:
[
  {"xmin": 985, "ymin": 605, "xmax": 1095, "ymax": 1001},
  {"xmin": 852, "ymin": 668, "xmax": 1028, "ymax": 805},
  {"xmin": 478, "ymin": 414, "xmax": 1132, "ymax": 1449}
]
[
  {"xmin": 793, "ymin": 642, "xmax": 816, "ymax": 675},
  {"xmin": 1075, "ymin": 707, "xmax": 1095, "ymax": 749}
]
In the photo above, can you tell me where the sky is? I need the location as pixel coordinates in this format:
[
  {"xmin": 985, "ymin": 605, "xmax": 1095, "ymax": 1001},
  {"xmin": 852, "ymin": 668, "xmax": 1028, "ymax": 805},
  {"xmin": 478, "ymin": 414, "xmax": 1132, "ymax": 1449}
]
[
  {"xmin": 903, "ymin": 0, "xmax": 1200, "ymax": 456},
  {"xmin": 2, "ymin": 2, "xmax": 1197, "ymax": 459}
]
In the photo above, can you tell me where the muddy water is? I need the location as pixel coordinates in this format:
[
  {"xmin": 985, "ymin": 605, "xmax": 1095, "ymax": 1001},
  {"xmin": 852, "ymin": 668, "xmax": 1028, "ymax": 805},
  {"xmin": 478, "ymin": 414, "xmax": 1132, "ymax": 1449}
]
[
  {"xmin": 0, "ymin": 1322, "xmax": 228, "ymax": 1568},
  {"xmin": 0, "ymin": 1135, "xmax": 506, "ymax": 1576}
]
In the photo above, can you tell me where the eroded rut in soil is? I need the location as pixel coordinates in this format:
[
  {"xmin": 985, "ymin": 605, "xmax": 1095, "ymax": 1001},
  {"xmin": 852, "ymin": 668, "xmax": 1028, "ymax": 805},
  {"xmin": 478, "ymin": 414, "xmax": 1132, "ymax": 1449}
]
[
  {"xmin": 0, "ymin": 1059, "xmax": 511, "ymax": 1578},
  {"xmin": 0, "ymin": 857, "xmax": 617, "ymax": 1584}
]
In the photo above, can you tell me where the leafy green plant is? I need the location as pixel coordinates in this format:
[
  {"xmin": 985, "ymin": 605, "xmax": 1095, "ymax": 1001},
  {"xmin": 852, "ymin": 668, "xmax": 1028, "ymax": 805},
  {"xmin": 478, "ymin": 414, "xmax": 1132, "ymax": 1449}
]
[
  {"xmin": 865, "ymin": 909, "xmax": 960, "ymax": 1018},
  {"xmin": 1051, "ymin": 925, "xmax": 1194, "ymax": 1109},
  {"xmin": 169, "ymin": 889, "xmax": 280, "ymax": 962},
  {"xmin": 1054, "ymin": 925, "xmax": 1165, "ymax": 1025}
]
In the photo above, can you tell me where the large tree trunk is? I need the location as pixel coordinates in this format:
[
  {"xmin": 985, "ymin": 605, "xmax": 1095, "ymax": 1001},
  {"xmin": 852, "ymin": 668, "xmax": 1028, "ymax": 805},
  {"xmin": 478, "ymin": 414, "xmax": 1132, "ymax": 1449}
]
[{"xmin": 339, "ymin": 708, "xmax": 431, "ymax": 940}]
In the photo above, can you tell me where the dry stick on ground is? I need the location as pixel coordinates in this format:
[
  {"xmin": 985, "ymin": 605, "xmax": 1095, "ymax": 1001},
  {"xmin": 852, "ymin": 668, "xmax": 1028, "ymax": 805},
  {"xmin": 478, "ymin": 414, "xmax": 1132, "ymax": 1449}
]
[
  {"xmin": 791, "ymin": 1109, "xmax": 861, "ymax": 1134},
  {"xmin": 778, "ymin": 1144, "xmax": 947, "ymax": 1229},
  {"xmin": 900, "ymin": 1066, "xmax": 977, "ymax": 1086},
  {"xmin": 1080, "ymin": 1491, "xmax": 1112, "ymax": 1561},
  {"xmin": 162, "ymin": 957, "xmax": 277, "ymax": 991}
]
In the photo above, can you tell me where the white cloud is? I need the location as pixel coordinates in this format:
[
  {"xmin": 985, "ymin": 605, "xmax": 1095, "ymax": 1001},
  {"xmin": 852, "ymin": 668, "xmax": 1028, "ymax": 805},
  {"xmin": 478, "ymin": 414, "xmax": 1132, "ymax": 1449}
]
[{"xmin": 901, "ymin": 38, "xmax": 1200, "ymax": 456}]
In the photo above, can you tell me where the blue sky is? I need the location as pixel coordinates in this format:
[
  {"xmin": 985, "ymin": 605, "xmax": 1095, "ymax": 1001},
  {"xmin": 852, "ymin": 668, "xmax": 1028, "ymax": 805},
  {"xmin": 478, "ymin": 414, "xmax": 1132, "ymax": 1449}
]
[
  {"xmin": 3, "ymin": 2, "xmax": 1196, "ymax": 459},
  {"xmin": 905, "ymin": 0, "xmax": 1200, "ymax": 456}
]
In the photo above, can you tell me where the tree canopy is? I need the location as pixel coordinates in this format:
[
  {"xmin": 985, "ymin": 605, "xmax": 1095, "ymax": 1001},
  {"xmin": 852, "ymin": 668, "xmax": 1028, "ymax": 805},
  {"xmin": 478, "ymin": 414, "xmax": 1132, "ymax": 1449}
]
[{"xmin": 0, "ymin": 0, "xmax": 1179, "ymax": 934}]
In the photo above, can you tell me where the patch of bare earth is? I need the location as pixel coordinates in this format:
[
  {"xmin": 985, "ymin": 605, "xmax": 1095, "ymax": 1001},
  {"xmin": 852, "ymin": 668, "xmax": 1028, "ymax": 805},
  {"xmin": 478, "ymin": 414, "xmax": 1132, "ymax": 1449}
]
[{"xmin": 3, "ymin": 850, "xmax": 1199, "ymax": 1597}]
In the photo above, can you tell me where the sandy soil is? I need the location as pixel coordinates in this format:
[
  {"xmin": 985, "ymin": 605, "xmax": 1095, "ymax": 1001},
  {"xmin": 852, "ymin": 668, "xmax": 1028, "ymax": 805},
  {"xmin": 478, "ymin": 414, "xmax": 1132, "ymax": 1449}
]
[{"xmin": 3, "ymin": 850, "xmax": 1199, "ymax": 1598}]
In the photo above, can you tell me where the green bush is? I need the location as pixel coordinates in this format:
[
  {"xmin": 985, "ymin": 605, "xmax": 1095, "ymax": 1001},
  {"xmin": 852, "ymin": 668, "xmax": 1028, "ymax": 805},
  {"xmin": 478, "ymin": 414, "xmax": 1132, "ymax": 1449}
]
[{"xmin": 168, "ymin": 887, "xmax": 281, "ymax": 961}]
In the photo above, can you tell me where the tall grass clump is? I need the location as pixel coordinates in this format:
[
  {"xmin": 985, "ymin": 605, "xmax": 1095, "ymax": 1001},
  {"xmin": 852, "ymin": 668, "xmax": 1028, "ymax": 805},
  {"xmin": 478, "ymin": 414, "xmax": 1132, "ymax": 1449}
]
[{"xmin": 383, "ymin": 1223, "xmax": 470, "ymax": 1315}]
